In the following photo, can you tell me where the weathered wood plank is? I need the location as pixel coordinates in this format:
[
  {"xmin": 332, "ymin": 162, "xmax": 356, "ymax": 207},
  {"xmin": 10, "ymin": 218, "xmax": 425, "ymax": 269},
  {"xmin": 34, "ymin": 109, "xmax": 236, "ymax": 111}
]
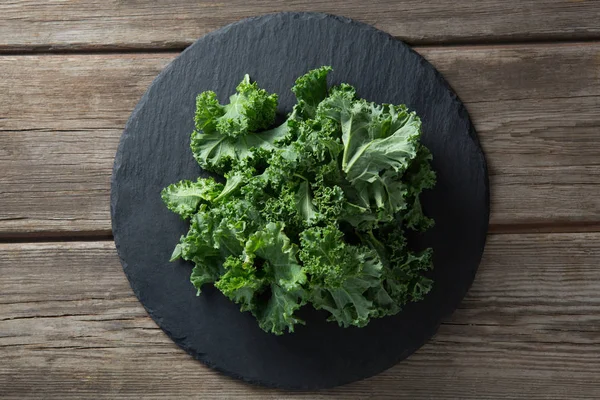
[
  {"xmin": 1, "ymin": 234, "xmax": 599, "ymax": 399},
  {"xmin": 1, "ymin": 43, "xmax": 600, "ymax": 236},
  {"xmin": 0, "ymin": 54, "xmax": 174, "ymax": 236},
  {"xmin": 1, "ymin": 0, "xmax": 600, "ymax": 51}
]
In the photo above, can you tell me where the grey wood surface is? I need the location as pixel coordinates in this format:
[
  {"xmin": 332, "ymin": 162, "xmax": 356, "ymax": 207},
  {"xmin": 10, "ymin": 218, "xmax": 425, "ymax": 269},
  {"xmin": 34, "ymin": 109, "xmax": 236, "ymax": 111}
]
[
  {"xmin": 2, "ymin": 234, "xmax": 599, "ymax": 399},
  {"xmin": 1, "ymin": 0, "xmax": 599, "ymax": 51},
  {"xmin": 1, "ymin": 1, "xmax": 599, "ymax": 398},
  {"xmin": 2, "ymin": 44, "xmax": 599, "ymax": 237}
]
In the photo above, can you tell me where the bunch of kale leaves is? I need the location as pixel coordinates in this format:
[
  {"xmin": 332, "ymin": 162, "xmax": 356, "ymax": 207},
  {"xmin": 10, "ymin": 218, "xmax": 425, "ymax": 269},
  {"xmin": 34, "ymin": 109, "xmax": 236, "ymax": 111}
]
[{"xmin": 162, "ymin": 67, "xmax": 436, "ymax": 335}]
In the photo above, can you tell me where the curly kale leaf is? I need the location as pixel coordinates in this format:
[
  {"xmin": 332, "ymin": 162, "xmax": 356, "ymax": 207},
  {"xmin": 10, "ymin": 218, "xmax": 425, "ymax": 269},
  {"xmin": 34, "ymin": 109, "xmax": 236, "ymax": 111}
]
[
  {"xmin": 193, "ymin": 74, "xmax": 278, "ymax": 138},
  {"xmin": 190, "ymin": 124, "xmax": 287, "ymax": 174},
  {"xmin": 161, "ymin": 177, "xmax": 223, "ymax": 219},
  {"xmin": 190, "ymin": 75, "xmax": 282, "ymax": 173},
  {"xmin": 215, "ymin": 222, "xmax": 307, "ymax": 334},
  {"xmin": 292, "ymin": 65, "xmax": 332, "ymax": 119},
  {"xmin": 317, "ymin": 87, "xmax": 434, "ymax": 229},
  {"xmin": 299, "ymin": 225, "xmax": 388, "ymax": 327}
]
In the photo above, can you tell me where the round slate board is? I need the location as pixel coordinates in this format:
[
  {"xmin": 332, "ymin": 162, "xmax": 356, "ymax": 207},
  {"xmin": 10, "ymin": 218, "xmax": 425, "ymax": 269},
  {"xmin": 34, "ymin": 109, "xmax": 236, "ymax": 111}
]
[{"xmin": 111, "ymin": 12, "xmax": 489, "ymax": 389}]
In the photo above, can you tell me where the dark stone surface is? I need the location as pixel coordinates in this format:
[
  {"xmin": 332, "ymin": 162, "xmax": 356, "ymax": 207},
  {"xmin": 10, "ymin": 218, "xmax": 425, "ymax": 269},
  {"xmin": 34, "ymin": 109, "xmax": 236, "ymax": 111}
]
[{"xmin": 111, "ymin": 12, "xmax": 489, "ymax": 390}]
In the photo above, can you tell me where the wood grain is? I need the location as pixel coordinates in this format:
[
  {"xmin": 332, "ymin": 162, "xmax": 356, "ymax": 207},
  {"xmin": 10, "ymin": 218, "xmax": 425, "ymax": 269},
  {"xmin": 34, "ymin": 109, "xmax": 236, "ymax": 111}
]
[
  {"xmin": 1, "ymin": 43, "xmax": 599, "ymax": 236},
  {"xmin": 1, "ymin": 234, "xmax": 599, "ymax": 399},
  {"xmin": 0, "ymin": 53, "xmax": 173, "ymax": 236},
  {"xmin": 1, "ymin": 0, "xmax": 600, "ymax": 52}
]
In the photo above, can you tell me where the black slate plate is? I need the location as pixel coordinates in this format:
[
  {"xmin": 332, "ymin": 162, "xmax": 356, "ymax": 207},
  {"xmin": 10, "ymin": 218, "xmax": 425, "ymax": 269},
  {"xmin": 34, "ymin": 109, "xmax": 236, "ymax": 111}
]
[{"xmin": 111, "ymin": 12, "xmax": 489, "ymax": 390}]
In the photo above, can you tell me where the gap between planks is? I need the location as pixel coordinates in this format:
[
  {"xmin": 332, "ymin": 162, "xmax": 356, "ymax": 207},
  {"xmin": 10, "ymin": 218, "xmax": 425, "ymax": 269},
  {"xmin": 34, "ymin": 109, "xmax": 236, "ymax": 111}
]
[
  {"xmin": 2, "ymin": 38, "xmax": 600, "ymax": 56},
  {"xmin": 4, "ymin": 221, "xmax": 600, "ymax": 244}
]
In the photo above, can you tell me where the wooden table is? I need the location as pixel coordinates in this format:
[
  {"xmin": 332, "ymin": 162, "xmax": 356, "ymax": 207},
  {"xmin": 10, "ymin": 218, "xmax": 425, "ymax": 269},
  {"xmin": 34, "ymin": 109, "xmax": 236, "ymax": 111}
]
[{"xmin": 1, "ymin": 2, "xmax": 599, "ymax": 399}]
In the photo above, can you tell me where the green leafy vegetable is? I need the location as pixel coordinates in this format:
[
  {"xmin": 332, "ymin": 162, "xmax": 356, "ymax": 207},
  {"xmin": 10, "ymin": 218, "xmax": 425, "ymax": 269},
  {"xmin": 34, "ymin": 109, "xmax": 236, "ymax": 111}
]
[{"xmin": 162, "ymin": 66, "xmax": 436, "ymax": 334}]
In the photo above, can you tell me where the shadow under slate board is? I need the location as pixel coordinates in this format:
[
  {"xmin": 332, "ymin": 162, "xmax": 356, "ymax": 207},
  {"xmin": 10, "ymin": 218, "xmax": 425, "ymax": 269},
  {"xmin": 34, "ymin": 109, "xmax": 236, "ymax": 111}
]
[{"xmin": 111, "ymin": 12, "xmax": 489, "ymax": 390}]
